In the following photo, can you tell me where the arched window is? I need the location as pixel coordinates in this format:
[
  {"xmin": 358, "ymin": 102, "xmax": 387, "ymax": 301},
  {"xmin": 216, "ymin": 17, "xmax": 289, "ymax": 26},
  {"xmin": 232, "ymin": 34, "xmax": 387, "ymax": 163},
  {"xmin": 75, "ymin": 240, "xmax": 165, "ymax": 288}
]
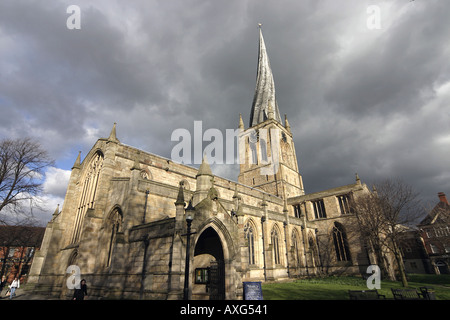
[
  {"xmin": 245, "ymin": 220, "xmax": 257, "ymax": 265},
  {"xmin": 71, "ymin": 151, "xmax": 104, "ymax": 243},
  {"xmin": 271, "ymin": 226, "xmax": 281, "ymax": 265},
  {"xmin": 291, "ymin": 229, "xmax": 301, "ymax": 268},
  {"xmin": 68, "ymin": 249, "xmax": 78, "ymax": 267},
  {"xmin": 308, "ymin": 232, "xmax": 319, "ymax": 267},
  {"xmin": 106, "ymin": 208, "xmax": 123, "ymax": 267},
  {"xmin": 332, "ymin": 223, "xmax": 351, "ymax": 262}
]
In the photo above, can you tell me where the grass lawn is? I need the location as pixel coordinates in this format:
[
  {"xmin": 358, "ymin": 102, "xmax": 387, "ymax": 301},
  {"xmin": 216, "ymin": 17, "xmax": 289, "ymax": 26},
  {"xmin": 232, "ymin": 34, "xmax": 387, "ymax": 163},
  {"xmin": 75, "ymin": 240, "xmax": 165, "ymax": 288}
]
[{"xmin": 261, "ymin": 274, "xmax": 450, "ymax": 300}]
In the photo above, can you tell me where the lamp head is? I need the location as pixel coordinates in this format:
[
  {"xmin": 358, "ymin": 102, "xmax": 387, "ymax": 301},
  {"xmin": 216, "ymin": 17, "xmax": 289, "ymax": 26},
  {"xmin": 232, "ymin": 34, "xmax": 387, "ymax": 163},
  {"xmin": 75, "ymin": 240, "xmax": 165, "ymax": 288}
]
[{"xmin": 185, "ymin": 200, "xmax": 195, "ymax": 222}]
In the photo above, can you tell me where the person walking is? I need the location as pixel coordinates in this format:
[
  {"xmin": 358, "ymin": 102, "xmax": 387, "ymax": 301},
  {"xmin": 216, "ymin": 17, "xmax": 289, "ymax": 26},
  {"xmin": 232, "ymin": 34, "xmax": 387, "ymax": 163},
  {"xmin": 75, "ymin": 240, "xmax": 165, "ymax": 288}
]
[
  {"xmin": 0, "ymin": 276, "xmax": 6, "ymax": 297},
  {"xmin": 9, "ymin": 277, "xmax": 19, "ymax": 299},
  {"xmin": 73, "ymin": 279, "xmax": 88, "ymax": 300}
]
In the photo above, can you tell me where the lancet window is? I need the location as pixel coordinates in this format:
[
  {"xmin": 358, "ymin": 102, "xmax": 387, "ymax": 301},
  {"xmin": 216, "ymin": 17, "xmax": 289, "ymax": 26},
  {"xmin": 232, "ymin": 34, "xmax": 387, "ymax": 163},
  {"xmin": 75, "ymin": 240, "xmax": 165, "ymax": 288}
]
[{"xmin": 71, "ymin": 151, "xmax": 104, "ymax": 243}]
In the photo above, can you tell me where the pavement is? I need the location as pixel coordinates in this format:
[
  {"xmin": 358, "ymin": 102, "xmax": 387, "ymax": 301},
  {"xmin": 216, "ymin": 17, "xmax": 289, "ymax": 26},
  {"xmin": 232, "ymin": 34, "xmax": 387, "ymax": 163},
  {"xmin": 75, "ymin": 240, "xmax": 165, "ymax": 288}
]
[{"xmin": 0, "ymin": 288, "xmax": 59, "ymax": 300}]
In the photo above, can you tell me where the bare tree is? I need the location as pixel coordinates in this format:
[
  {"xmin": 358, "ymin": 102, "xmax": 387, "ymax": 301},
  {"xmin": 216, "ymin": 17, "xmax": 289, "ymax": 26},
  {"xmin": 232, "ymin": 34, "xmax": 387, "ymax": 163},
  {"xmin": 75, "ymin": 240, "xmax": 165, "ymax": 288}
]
[
  {"xmin": 351, "ymin": 179, "xmax": 423, "ymax": 287},
  {"xmin": 0, "ymin": 137, "xmax": 54, "ymax": 223}
]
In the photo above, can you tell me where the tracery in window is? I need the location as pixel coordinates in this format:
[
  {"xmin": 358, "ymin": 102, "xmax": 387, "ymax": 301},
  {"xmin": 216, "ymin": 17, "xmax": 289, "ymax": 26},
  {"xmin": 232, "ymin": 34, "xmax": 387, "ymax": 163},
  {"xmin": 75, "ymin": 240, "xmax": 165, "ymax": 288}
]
[
  {"xmin": 71, "ymin": 151, "xmax": 104, "ymax": 244},
  {"xmin": 338, "ymin": 194, "xmax": 351, "ymax": 215},
  {"xmin": 244, "ymin": 220, "xmax": 257, "ymax": 265},
  {"xmin": 332, "ymin": 222, "xmax": 351, "ymax": 262},
  {"xmin": 106, "ymin": 208, "xmax": 123, "ymax": 267},
  {"xmin": 291, "ymin": 229, "xmax": 301, "ymax": 268},
  {"xmin": 312, "ymin": 200, "xmax": 326, "ymax": 219},
  {"xmin": 308, "ymin": 232, "xmax": 319, "ymax": 267},
  {"xmin": 271, "ymin": 225, "xmax": 281, "ymax": 265}
]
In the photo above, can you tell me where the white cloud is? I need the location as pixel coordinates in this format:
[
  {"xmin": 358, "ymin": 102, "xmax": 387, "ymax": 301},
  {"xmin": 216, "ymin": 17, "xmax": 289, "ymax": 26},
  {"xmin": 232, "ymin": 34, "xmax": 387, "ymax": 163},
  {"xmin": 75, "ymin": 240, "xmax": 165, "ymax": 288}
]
[
  {"xmin": 18, "ymin": 167, "xmax": 72, "ymax": 226},
  {"xmin": 43, "ymin": 167, "xmax": 71, "ymax": 199},
  {"xmin": 31, "ymin": 194, "xmax": 63, "ymax": 226}
]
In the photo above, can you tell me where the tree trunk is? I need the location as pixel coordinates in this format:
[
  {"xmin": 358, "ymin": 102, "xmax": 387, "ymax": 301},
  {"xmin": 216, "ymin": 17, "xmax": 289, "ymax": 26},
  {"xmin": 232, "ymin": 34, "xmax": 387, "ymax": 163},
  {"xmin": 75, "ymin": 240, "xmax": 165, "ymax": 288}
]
[{"xmin": 393, "ymin": 241, "xmax": 408, "ymax": 287}]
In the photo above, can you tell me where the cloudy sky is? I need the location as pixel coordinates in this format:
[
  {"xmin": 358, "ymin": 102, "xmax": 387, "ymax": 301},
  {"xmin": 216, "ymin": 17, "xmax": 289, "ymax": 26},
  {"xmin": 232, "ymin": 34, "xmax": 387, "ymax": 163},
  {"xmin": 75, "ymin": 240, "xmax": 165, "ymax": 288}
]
[{"xmin": 1, "ymin": 0, "xmax": 449, "ymax": 225}]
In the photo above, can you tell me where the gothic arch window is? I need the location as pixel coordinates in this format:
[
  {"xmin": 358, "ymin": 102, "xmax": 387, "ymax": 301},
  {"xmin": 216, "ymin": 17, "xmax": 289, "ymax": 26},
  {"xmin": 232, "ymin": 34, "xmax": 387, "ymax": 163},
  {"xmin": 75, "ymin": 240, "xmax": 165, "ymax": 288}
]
[
  {"xmin": 281, "ymin": 139, "xmax": 294, "ymax": 168},
  {"xmin": 291, "ymin": 229, "xmax": 301, "ymax": 268},
  {"xmin": 308, "ymin": 232, "xmax": 319, "ymax": 267},
  {"xmin": 106, "ymin": 208, "xmax": 123, "ymax": 267},
  {"xmin": 271, "ymin": 225, "xmax": 281, "ymax": 265},
  {"xmin": 71, "ymin": 151, "xmax": 104, "ymax": 244},
  {"xmin": 337, "ymin": 194, "xmax": 351, "ymax": 215},
  {"xmin": 68, "ymin": 249, "xmax": 78, "ymax": 267},
  {"xmin": 332, "ymin": 222, "xmax": 351, "ymax": 262},
  {"xmin": 244, "ymin": 220, "xmax": 257, "ymax": 265}
]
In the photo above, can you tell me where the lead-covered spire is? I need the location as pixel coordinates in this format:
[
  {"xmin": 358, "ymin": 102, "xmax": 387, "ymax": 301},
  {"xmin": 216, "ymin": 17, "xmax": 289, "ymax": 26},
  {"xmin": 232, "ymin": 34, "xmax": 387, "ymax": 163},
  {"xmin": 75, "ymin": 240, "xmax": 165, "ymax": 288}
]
[{"xmin": 249, "ymin": 25, "xmax": 282, "ymax": 127}]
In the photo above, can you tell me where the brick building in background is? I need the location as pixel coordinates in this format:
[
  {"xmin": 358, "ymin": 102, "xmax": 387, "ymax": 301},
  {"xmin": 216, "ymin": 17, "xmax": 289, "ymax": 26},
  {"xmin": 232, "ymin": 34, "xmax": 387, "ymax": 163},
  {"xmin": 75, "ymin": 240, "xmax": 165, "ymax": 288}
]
[
  {"xmin": 417, "ymin": 192, "xmax": 450, "ymax": 274},
  {"xmin": 398, "ymin": 227, "xmax": 431, "ymax": 274},
  {"xmin": 0, "ymin": 225, "xmax": 45, "ymax": 283}
]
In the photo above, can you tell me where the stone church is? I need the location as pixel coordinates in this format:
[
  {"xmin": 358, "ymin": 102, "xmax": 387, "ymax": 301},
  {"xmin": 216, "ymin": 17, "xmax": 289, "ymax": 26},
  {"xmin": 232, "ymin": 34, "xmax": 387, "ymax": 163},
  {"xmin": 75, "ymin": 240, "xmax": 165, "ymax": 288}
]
[{"xmin": 28, "ymin": 29, "xmax": 376, "ymax": 300}]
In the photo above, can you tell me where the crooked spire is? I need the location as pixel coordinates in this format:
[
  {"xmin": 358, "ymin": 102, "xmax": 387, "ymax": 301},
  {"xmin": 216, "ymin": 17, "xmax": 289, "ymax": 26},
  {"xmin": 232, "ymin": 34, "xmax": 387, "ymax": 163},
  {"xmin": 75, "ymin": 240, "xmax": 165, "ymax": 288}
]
[{"xmin": 249, "ymin": 26, "xmax": 282, "ymax": 127}]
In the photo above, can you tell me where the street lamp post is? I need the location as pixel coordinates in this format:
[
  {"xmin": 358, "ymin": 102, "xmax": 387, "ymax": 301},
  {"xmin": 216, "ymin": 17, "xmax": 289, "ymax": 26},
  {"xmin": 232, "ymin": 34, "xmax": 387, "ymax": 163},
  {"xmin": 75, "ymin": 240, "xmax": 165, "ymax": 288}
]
[{"xmin": 183, "ymin": 200, "xmax": 195, "ymax": 300}]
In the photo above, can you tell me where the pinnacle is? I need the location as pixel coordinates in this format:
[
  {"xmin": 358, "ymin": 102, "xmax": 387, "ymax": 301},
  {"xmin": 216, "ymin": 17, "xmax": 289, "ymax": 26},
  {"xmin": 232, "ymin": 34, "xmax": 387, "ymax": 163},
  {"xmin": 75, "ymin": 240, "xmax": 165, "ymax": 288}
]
[
  {"xmin": 108, "ymin": 123, "xmax": 120, "ymax": 143},
  {"xmin": 196, "ymin": 155, "xmax": 213, "ymax": 177}
]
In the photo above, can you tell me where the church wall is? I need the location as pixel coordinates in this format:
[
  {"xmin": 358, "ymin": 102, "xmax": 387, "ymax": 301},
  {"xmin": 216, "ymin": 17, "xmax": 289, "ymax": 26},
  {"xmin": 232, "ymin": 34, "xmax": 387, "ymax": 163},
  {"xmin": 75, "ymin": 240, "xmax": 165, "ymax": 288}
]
[{"xmin": 287, "ymin": 183, "xmax": 374, "ymax": 276}]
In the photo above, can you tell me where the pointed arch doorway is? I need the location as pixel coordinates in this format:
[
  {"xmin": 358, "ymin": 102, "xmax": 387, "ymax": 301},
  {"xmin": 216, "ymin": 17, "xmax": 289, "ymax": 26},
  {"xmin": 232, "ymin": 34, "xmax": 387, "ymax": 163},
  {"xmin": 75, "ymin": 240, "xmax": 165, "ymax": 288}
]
[{"xmin": 193, "ymin": 226, "xmax": 225, "ymax": 300}]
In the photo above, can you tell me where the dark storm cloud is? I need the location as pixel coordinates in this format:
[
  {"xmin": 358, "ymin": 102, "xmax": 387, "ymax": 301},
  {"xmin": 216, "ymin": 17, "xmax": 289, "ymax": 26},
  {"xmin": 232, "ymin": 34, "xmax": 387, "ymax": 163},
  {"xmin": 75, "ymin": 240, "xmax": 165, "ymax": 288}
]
[
  {"xmin": 324, "ymin": 1, "xmax": 450, "ymax": 119},
  {"xmin": 0, "ymin": 0, "xmax": 449, "ymax": 220}
]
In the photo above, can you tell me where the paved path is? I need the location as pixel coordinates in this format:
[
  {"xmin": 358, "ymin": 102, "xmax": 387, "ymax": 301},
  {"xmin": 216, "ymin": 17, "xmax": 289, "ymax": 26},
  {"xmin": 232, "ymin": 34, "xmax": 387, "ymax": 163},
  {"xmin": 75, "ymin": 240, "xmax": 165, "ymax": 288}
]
[{"xmin": 0, "ymin": 288, "xmax": 59, "ymax": 300}]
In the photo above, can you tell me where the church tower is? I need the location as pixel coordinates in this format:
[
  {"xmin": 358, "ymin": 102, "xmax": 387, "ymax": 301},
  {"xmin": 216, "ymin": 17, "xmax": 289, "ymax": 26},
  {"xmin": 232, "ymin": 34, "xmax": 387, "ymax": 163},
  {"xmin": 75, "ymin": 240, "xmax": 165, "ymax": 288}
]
[{"xmin": 238, "ymin": 26, "xmax": 304, "ymax": 199}]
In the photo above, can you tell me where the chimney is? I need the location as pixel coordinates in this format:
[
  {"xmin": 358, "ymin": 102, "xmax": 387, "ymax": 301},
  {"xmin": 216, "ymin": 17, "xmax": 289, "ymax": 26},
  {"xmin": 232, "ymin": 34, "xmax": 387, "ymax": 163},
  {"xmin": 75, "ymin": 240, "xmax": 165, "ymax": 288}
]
[{"xmin": 438, "ymin": 192, "xmax": 449, "ymax": 205}]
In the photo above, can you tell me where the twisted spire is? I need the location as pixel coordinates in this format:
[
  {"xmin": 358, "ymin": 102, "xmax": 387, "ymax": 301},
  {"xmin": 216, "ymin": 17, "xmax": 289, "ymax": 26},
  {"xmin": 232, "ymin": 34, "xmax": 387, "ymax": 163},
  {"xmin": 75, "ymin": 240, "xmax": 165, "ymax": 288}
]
[{"xmin": 249, "ymin": 26, "xmax": 282, "ymax": 127}]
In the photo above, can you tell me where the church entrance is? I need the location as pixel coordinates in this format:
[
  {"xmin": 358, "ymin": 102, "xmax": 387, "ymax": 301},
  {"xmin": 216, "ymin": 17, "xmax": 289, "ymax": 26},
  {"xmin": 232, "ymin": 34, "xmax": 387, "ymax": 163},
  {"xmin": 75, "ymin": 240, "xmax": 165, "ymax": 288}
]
[{"xmin": 193, "ymin": 227, "xmax": 225, "ymax": 300}]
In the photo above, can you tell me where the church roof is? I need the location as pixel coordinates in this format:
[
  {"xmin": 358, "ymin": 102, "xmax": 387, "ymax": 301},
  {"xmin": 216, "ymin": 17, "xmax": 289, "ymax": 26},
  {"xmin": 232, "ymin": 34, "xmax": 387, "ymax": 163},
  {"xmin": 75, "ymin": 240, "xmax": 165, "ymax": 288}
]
[{"xmin": 249, "ymin": 26, "xmax": 282, "ymax": 127}]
